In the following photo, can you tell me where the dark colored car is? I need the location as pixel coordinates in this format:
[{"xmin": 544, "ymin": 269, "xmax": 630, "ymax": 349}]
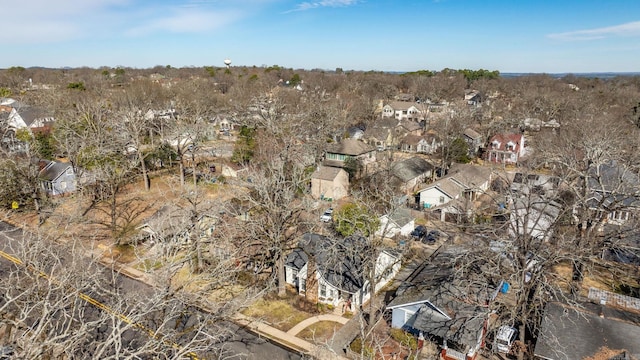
[
  {"xmin": 422, "ymin": 230, "xmax": 442, "ymax": 245},
  {"xmin": 411, "ymin": 225, "xmax": 427, "ymax": 240}
]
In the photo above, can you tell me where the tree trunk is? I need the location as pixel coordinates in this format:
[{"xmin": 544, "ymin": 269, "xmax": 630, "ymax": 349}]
[
  {"xmin": 305, "ymin": 256, "xmax": 318, "ymax": 304},
  {"xmin": 140, "ymin": 153, "xmax": 150, "ymax": 191},
  {"xmin": 276, "ymin": 254, "xmax": 286, "ymax": 298},
  {"xmin": 178, "ymin": 155, "xmax": 185, "ymax": 187},
  {"xmin": 192, "ymin": 153, "xmax": 197, "ymax": 185}
]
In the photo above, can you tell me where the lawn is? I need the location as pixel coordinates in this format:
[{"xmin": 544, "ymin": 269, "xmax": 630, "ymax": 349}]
[
  {"xmin": 242, "ymin": 298, "xmax": 311, "ymax": 331},
  {"xmin": 297, "ymin": 321, "xmax": 340, "ymax": 343}
]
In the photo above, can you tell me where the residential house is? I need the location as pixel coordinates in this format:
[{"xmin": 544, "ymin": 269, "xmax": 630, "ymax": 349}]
[
  {"xmin": 391, "ymin": 156, "xmax": 434, "ymax": 192},
  {"xmin": 382, "ymin": 101, "xmax": 425, "ymax": 121},
  {"xmin": 485, "ymin": 133, "xmax": 526, "ymax": 165},
  {"xmin": 375, "ymin": 208, "xmax": 415, "ymax": 238},
  {"xmin": 510, "ymin": 172, "xmax": 561, "ymax": 198},
  {"xmin": 397, "ymin": 119, "xmax": 423, "ymax": 135},
  {"xmin": 401, "ymin": 134, "xmax": 440, "ymax": 154},
  {"xmin": 323, "ymin": 139, "xmax": 376, "ymax": 171},
  {"xmin": 344, "ymin": 126, "xmax": 365, "ymax": 140},
  {"xmin": 365, "ymin": 117, "xmax": 400, "ymax": 151},
  {"xmin": 135, "ymin": 205, "xmax": 223, "ymax": 254},
  {"xmin": 465, "ymin": 90, "xmax": 482, "ymax": 107},
  {"xmin": 462, "ymin": 128, "xmax": 483, "ymax": 157},
  {"xmin": 600, "ymin": 225, "xmax": 640, "ymax": 266},
  {"xmin": 284, "ymin": 233, "xmax": 401, "ymax": 311},
  {"xmin": 416, "ymin": 164, "xmax": 492, "ymax": 221},
  {"xmin": 534, "ymin": 294, "xmax": 640, "ymax": 360},
  {"xmin": 39, "ymin": 160, "xmax": 76, "ymax": 196},
  {"xmin": 4, "ymin": 103, "xmax": 55, "ymax": 133},
  {"xmin": 218, "ymin": 162, "xmax": 247, "ymax": 179},
  {"xmin": 1, "ymin": 101, "xmax": 54, "ymax": 151},
  {"xmin": 520, "ymin": 117, "xmax": 560, "ymax": 132},
  {"xmin": 508, "ymin": 196, "xmax": 563, "ymax": 242},
  {"xmin": 387, "ymin": 246, "xmax": 497, "ymax": 360},
  {"xmin": 584, "ymin": 160, "xmax": 640, "ymax": 226},
  {"xmin": 310, "ymin": 165, "xmax": 349, "ymax": 201}
]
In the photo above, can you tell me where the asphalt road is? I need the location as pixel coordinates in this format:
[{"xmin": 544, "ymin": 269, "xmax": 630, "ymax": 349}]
[{"xmin": 0, "ymin": 221, "xmax": 302, "ymax": 360}]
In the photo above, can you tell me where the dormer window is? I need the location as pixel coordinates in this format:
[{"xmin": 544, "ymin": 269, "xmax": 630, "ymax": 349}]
[
  {"xmin": 492, "ymin": 140, "xmax": 500, "ymax": 150},
  {"xmin": 506, "ymin": 141, "xmax": 515, "ymax": 151}
]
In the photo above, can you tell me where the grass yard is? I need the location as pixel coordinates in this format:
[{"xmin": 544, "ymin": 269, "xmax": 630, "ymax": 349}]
[
  {"xmin": 242, "ymin": 298, "xmax": 311, "ymax": 332},
  {"xmin": 296, "ymin": 321, "xmax": 340, "ymax": 343}
]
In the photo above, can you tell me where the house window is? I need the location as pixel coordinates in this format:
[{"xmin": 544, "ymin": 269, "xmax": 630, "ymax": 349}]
[
  {"xmin": 300, "ymin": 279, "xmax": 306, "ymax": 292},
  {"xmin": 320, "ymin": 284, "xmax": 327, "ymax": 297},
  {"xmin": 439, "ymin": 196, "xmax": 445, "ymax": 203}
]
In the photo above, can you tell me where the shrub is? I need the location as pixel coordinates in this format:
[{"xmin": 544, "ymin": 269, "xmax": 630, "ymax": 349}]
[
  {"xmin": 349, "ymin": 337, "xmax": 374, "ymax": 358},
  {"xmin": 390, "ymin": 328, "xmax": 418, "ymax": 350}
]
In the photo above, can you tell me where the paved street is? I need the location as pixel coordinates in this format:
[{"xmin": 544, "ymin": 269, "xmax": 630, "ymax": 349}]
[{"xmin": 0, "ymin": 221, "xmax": 302, "ymax": 360}]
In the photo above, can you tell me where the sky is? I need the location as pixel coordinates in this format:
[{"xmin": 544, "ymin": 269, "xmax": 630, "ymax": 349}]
[{"xmin": 4, "ymin": 0, "xmax": 640, "ymax": 73}]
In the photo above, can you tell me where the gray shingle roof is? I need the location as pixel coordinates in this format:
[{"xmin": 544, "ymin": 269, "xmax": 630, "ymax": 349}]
[
  {"xmin": 312, "ymin": 166, "xmax": 344, "ymax": 181},
  {"xmin": 387, "ymin": 208, "xmax": 414, "ymax": 228},
  {"xmin": 534, "ymin": 301, "xmax": 640, "ymax": 360},
  {"xmin": 463, "ymin": 128, "xmax": 482, "ymax": 140},
  {"xmin": 387, "ymin": 246, "xmax": 494, "ymax": 350},
  {"xmin": 286, "ymin": 233, "xmax": 376, "ymax": 294},
  {"xmin": 38, "ymin": 161, "xmax": 72, "ymax": 182},
  {"xmin": 392, "ymin": 157, "xmax": 434, "ymax": 182},
  {"xmin": 326, "ymin": 139, "xmax": 375, "ymax": 156}
]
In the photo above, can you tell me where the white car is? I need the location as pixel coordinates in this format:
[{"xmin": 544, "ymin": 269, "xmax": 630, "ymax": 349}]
[
  {"xmin": 320, "ymin": 208, "xmax": 333, "ymax": 222},
  {"xmin": 494, "ymin": 325, "xmax": 518, "ymax": 353}
]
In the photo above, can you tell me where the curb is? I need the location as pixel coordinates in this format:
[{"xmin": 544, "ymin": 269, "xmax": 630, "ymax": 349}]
[{"xmin": 1, "ymin": 217, "xmax": 345, "ymax": 359}]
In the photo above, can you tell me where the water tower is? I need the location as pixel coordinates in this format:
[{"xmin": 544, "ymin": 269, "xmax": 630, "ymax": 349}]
[{"xmin": 224, "ymin": 59, "xmax": 232, "ymax": 69}]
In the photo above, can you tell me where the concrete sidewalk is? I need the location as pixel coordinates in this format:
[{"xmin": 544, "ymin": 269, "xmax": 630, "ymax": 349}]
[
  {"xmin": 2, "ymin": 215, "xmax": 350, "ymax": 359},
  {"xmin": 287, "ymin": 314, "xmax": 350, "ymax": 336},
  {"xmin": 233, "ymin": 313, "xmax": 349, "ymax": 360}
]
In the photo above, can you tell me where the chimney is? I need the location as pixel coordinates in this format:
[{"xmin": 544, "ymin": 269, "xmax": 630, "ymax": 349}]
[{"xmin": 38, "ymin": 160, "xmax": 50, "ymax": 171}]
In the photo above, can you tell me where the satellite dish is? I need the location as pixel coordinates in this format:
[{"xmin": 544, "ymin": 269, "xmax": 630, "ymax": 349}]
[{"xmin": 224, "ymin": 59, "xmax": 232, "ymax": 68}]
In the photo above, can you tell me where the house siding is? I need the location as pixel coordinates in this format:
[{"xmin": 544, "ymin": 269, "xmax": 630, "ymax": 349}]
[
  {"xmin": 311, "ymin": 169, "xmax": 349, "ymax": 200},
  {"xmin": 419, "ymin": 188, "xmax": 453, "ymax": 209},
  {"xmin": 390, "ymin": 304, "xmax": 423, "ymax": 329}
]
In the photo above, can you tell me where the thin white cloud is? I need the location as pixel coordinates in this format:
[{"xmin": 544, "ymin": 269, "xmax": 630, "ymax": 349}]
[
  {"xmin": 548, "ymin": 21, "xmax": 640, "ymax": 41},
  {"xmin": 285, "ymin": 0, "xmax": 359, "ymax": 13},
  {"xmin": 5, "ymin": 0, "xmax": 129, "ymax": 43},
  {"xmin": 5, "ymin": 0, "xmax": 266, "ymax": 43},
  {"xmin": 126, "ymin": 9, "xmax": 242, "ymax": 36}
]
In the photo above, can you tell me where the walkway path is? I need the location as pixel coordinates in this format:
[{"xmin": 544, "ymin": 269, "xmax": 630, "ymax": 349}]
[
  {"xmin": 286, "ymin": 314, "xmax": 350, "ymax": 336},
  {"xmin": 233, "ymin": 313, "xmax": 349, "ymax": 360},
  {"xmin": 2, "ymin": 214, "xmax": 351, "ymax": 359}
]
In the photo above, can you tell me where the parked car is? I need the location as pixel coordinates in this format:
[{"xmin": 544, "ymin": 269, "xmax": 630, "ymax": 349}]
[
  {"xmin": 494, "ymin": 325, "xmax": 518, "ymax": 353},
  {"xmin": 410, "ymin": 225, "xmax": 427, "ymax": 240},
  {"xmin": 320, "ymin": 208, "xmax": 333, "ymax": 223}
]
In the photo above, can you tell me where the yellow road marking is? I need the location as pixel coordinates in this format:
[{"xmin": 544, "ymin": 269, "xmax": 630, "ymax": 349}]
[{"xmin": 0, "ymin": 249, "xmax": 199, "ymax": 359}]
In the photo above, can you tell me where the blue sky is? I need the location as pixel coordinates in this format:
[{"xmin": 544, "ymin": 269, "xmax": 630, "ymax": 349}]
[{"xmin": 4, "ymin": 0, "xmax": 640, "ymax": 73}]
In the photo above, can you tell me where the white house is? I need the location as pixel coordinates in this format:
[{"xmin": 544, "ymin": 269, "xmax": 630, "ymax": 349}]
[
  {"xmin": 417, "ymin": 164, "xmax": 492, "ymax": 221},
  {"xmin": 509, "ymin": 196, "xmax": 563, "ymax": 242},
  {"xmin": 382, "ymin": 101, "xmax": 425, "ymax": 121},
  {"xmin": 376, "ymin": 208, "xmax": 415, "ymax": 238},
  {"xmin": 284, "ymin": 234, "xmax": 401, "ymax": 311}
]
